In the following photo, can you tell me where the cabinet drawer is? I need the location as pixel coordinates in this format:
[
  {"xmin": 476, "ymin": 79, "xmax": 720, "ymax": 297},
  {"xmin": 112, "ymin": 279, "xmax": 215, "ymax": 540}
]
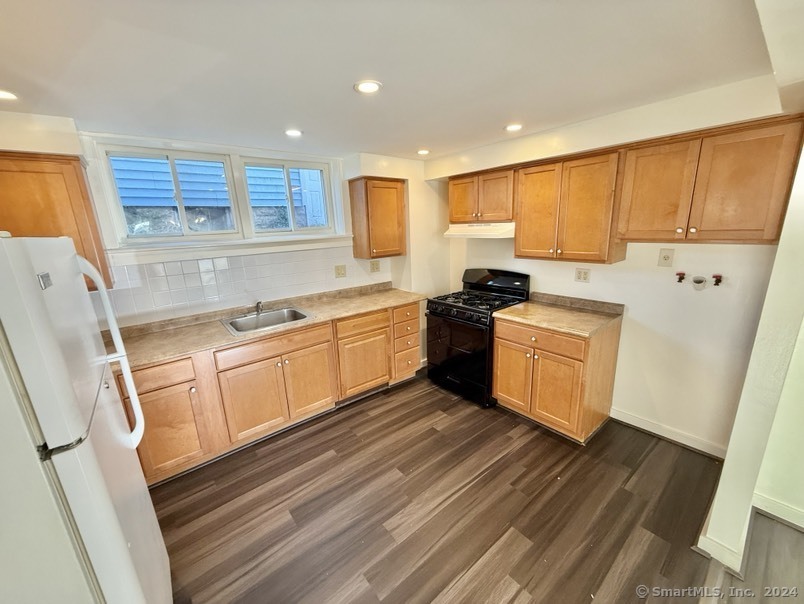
[
  {"xmin": 394, "ymin": 332, "xmax": 419, "ymax": 353},
  {"xmin": 118, "ymin": 357, "xmax": 195, "ymax": 397},
  {"xmin": 336, "ymin": 311, "xmax": 390, "ymax": 339},
  {"xmin": 393, "ymin": 303, "xmax": 420, "ymax": 324},
  {"xmin": 395, "ymin": 347, "xmax": 420, "ymax": 376},
  {"xmin": 495, "ymin": 320, "xmax": 585, "ymax": 360},
  {"xmin": 215, "ymin": 323, "xmax": 332, "ymax": 371},
  {"xmin": 394, "ymin": 318, "xmax": 419, "ymax": 339}
]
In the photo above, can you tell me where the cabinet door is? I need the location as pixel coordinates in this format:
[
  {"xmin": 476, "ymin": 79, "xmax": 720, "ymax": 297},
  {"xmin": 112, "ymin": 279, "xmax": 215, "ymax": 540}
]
[
  {"xmin": 514, "ymin": 163, "xmax": 561, "ymax": 258},
  {"xmin": 687, "ymin": 122, "xmax": 803, "ymax": 242},
  {"xmin": 282, "ymin": 342, "xmax": 337, "ymax": 419},
  {"xmin": 557, "ymin": 153, "xmax": 619, "ymax": 261},
  {"xmin": 132, "ymin": 381, "xmax": 206, "ymax": 477},
  {"xmin": 337, "ymin": 328, "xmax": 391, "ymax": 398},
  {"xmin": 617, "ymin": 140, "xmax": 701, "ymax": 241},
  {"xmin": 530, "ymin": 351, "xmax": 582, "ymax": 436},
  {"xmin": 0, "ymin": 154, "xmax": 111, "ymax": 287},
  {"xmin": 448, "ymin": 176, "xmax": 478, "ymax": 222},
  {"xmin": 478, "ymin": 170, "xmax": 514, "ymax": 221},
  {"xmin": 367, "ymin": 179, "xmax": 406, "ymax": 257},
  {"xmin": 492, "ymin": 338, "xmax": 533, "ymax": 413},
  {"xmin": 217, "ymin": 357, "xmax": 290, "ymax": 442}
]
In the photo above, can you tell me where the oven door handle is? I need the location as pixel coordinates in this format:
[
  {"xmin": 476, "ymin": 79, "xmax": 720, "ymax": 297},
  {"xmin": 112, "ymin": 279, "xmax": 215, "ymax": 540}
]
[{"xmin": 425, "ymin": 311, "xmax": 490, "ymax": 330}]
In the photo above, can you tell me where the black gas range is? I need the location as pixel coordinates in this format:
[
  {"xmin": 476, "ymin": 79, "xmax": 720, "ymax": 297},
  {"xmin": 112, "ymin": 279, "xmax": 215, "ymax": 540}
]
[{"xmin": 426, "ymin": 269, "xmax": 530, "ymax": 406}]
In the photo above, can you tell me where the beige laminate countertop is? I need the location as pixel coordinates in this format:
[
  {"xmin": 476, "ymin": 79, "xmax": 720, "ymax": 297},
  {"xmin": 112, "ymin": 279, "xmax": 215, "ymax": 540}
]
[
  {"xmin": 119, "ymin": 287, "xmax": 425, "ymax": 367},
  {"xmin": 493, "ymin": 301, "xmax": 622, "ymax": 338}
]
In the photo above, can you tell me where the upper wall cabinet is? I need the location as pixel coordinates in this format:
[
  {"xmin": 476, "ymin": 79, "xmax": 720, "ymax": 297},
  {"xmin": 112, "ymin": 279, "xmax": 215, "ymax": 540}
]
[
  {"xmin": 0, "ymin": 152, "xmax": 111, "ymax": 287},
  {"xmin": 448, "ymin": 169, "xmax": 514, "ymax": 223},
  {"xmin": 349, "ymin": 177, "xmax": 406, "ymax": 259},
  {"xmin": 617, "ymin": 121, "xmax": 804, "ymax": 243},
  {"xmin": 515, "ymin": 153, "xmax": 625, "ymax": 263}
]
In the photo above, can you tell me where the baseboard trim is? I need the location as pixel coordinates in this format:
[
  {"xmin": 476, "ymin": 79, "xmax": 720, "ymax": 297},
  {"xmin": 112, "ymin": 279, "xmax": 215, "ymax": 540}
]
[
  {"xmin": 753, "ymin": 493, "xmax": 804, "ymax": 530},
  {"xmin": 695, "ymin": 533, "xmax": 745, "ymax": 576},
  {"xmin": 610, "ymin": 407, "xmax": 727, "ymax": 458}
]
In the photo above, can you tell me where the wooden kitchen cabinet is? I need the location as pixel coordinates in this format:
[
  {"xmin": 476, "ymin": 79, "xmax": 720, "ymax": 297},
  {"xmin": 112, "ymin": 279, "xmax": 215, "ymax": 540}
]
[
  {"xmin": 336, "ymin": 310, "xmax": 392, "ymax": 398},
  {"xmin": 448, "ymin": 169, "xmax": 514, "ymax": 223},
  {"xmin": 215, "ymin": 323, "xmax": 338, "ymax": 444},
  {"xmin": 515, "ymin": 153, "xmax": 625, "ymax": 263},
  {"xmin": 0, "ymin": 152, "xmax": 111, "ymax": 287},
  {"xmin": 348, "ymin": 177, "xmax": 406, "ymax": 259},
  {"xmin": 118, "ymin": 351, "xmax": 229, "ymax": 484},
  {"xmin": 390, "ymin": 302, "xmax": 421, "ymax": 383},
  {"xmin": 617, "ymin": 120, "xmax": 803, "ymax": 243},
  {"xmin": 492, "ymin": 316, "xmax": 622, "ymax": 443}
]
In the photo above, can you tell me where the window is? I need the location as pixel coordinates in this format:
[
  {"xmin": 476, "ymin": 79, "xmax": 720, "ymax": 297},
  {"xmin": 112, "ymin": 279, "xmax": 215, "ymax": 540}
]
[
  {"xmin": 103, "ymin": 143, "xmax": 335, "ymax": 245},
  {"xmin": 109, "ymin": 154, "xmax": 235, "ymax": 237},
  {"xmin": 244, "ymin": 164, "xmax": 329, "ymax": 232}
]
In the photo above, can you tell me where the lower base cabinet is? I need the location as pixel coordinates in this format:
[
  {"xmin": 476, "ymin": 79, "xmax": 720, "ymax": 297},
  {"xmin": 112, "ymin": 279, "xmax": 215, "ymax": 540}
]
[{"xmin": 492, "ymin": 317, "xmax": 621, "ymax": 443}]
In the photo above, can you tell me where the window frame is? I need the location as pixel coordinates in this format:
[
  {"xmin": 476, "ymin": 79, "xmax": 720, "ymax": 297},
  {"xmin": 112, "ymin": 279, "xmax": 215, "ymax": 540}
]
[{"xmin": 83, "ymin": 135, "xmax": 345, "ymax": 258}]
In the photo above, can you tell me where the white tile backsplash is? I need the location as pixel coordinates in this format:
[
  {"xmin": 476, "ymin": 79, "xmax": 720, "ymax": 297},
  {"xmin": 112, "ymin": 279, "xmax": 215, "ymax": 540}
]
[{"xmin": 93, "ymin": 246, "xmax": 393, "ymax": 327}]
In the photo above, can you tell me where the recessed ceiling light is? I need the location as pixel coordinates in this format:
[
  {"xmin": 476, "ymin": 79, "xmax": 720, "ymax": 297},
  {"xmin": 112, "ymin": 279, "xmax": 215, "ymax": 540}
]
[
  {"xmin": 417, "ymin": 149, "xmax": 430, "ymax": 156},
  {"xmin": 505, "ymin": 123, "xmax": 523, "ymax": 132},
  {"xmin": 354, "ymin": 80, "xmax": 382, "ymax": 94},
  {"xmin": 285, "ymin": 129, "xmax": 302, "ymax": 137},
  {"xmin": 0, "ymin": 89, "xmax": 18, "ymax": 100}
]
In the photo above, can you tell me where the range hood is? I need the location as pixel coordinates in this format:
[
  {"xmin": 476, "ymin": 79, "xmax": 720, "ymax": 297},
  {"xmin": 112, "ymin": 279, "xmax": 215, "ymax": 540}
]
[{"xmin": 443, "ymin": 222, "xmax": 516, "ymax": 238}]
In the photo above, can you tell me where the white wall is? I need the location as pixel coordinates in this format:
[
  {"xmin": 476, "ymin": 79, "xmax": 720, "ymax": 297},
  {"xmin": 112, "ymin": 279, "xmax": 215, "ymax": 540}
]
[
  {"xmin": 343, "ymin": 153, "xmax": 450, "ymax": 297},
  {"xmin": 0, "ymin": 111, "xmax": 82, "ymax": 155},
  {"xmin": 698, "ymin": 151, "xmax": 804, "ymax": 571},
  {"xmin": 755, "ymin": 315, "xmax": 804, "ymax": 528},
  {"xmin": 458, "ymin": 239, "xmax": 775, "ymax": 456}
]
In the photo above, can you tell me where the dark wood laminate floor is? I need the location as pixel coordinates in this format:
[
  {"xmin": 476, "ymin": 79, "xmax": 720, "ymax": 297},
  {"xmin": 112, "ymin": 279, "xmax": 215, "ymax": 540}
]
[{"xmin": 151, "ymin": 378, "xmax": 722, "ymax": 604}]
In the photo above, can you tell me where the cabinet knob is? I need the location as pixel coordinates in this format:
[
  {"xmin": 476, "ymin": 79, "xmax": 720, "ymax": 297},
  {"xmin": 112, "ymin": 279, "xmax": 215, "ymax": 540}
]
[
  {"xmin": 189, "ymin": 386, "xmax": 197, "ymax": 393},
  {"xmin": 407, "ymin": 326, "xmax": 411, "ymax": 331},
  {"xmin": 276, "ymin": 362, "xmax": 282, "ymax": 367},
  {"xmin": 548, "ymin": 248, "xmax": 554, "ymax": 254},
  {"xmin": 478, "ymin": 213, "xmax": 483, "ymax": 218},
  {"xmin": 557, "ymin": 249, "xmax": 562, "ymax": 254},
  {"xmin": 284, "ymin": 359, "xmax": 290, "ymax": 365},
  {"xmin": 689, "ymin": 227, "xmax": 698, "ymax": 234},
  {"xmin": 676, "ymin": 227, "xmax": 685, "ymax": 234},
  {"xmin": 526, "ymin": 353, "xmax": 531, "ymax": 358},
  {"xmin": 103, "ymin": 381, "xmax": 110, "ymax": 389},
  {"xmin": 407, "ymin": 340, "xmax": 411, "ymax": 345},
  {"xmin": 407, "ymin": 360, "xmax": 412, "ymax": 365},
  {"xmin": 406, "ymin": 312, "xmax": 410, "ymax": 316},
  {"xmin": 534, "ymin": 354, "xmax": 539, "ymax": 359},
  {"xmin": 372, "ymin": 248, "xmax": 376, "ymax": 253},
  {"xmin": 530, "ymin": 336, "xmax": 536, "ymax": 342}
]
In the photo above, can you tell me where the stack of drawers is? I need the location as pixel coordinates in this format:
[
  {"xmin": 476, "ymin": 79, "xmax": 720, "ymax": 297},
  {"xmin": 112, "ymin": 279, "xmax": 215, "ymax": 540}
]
[{"xmin": 392, "ymin": 302, "xmax": 421, "ymax": 382}]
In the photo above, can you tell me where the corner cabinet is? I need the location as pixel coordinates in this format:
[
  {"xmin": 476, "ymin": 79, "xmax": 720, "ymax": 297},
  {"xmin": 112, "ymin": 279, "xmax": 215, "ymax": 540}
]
[
  {"xmin": 0, "ymin": 152, "xmax": 111, "ymax": 288},
  {"xmin": 617, "ymin": 120, "xmax": 804, "ymax": 243},
  {"xmin": 492, "ymin": 317, "xmax": 622, "ymax": 443},
  {"xmin": 514, "ymin": 153, "xmax": 626, "ymax": 263},
  {"xmin": 348, "ymin": 177, "xmax": 406, "ymax": 259},
  {"xmin": 448, "ymin": 169, "xmax": 514, "ymax": 223}
]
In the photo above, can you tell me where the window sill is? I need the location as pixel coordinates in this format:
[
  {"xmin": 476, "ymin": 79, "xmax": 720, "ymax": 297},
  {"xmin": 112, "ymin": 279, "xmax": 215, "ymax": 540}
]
[{"xmin": 105, "ymin": 233, "xmax": 354, "ymax": 266}]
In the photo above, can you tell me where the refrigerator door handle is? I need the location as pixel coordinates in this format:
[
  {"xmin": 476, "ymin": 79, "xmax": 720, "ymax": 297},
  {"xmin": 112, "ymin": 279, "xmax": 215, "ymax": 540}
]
[{"xmin": 78, "ymin": 256, "xmax": 145, "ymax": 448}]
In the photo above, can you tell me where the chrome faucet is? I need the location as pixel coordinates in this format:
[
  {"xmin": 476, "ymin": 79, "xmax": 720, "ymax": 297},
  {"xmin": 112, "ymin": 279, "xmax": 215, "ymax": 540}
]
[{"xmin": 255, "ymin": 301, "xmax": 263, "ymax": 316}]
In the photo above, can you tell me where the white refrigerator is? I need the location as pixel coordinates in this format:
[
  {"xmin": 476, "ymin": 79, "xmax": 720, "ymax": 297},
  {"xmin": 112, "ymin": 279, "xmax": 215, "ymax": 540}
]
[{"xmin": 0, "ymin": 235, "xmax": 171, "ymax": 603}]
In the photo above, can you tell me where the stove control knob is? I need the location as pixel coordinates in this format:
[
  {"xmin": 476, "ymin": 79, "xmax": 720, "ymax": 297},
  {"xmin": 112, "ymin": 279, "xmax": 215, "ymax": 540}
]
[{"xmin": 449, "ymin": 308, "xmax": 458, "ymax": 317}]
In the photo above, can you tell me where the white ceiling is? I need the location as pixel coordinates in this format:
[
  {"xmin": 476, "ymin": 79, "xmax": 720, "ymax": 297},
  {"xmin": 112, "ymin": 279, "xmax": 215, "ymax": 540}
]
[{"xmin": 0, "ymin": 0, "xmax": 774, "ymax": 160}]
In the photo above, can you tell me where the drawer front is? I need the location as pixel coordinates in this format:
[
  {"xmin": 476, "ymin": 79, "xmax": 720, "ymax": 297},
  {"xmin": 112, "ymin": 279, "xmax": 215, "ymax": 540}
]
[
  {"xmin": 215, "ymin": 323, "xmax": 332, "ymax": 371},
  {"xmin": 394, "ymin": 332, "xmax": 420, "ymax": 353},
  {"xmin": 394, "ymin": 318, "xmax": 419, "ymax": 339},
  {"xmin": 118, "ymin": 357, "xmax": 195, "ymax": 397},
  {"xmin": 336, "ymin": 311, "xmax": 390, "ymax": 339},
  {"xmin": 395, "ymin": 347, "xmax": 420, "ymax": 376},
  {"xmin": 393, "ymin": 303, "xmax": 420, "ymax": 324},
  {"xmin": 495, "ymin": 320, "xmax": 585, "ymax": 360}
]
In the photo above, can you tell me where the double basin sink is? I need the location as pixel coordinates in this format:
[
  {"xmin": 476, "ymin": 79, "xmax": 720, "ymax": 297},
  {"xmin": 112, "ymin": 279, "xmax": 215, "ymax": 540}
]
[{"xmin": 221, "ymin": 307, "xmax": 308, "ymax": 336}]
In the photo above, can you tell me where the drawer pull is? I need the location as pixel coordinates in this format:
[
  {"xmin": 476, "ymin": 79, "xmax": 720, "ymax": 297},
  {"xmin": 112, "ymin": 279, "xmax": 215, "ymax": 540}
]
[
  {"xmin": 406, "ymin": 312, "xmax": 410, "ymax": 317},
  {"xmin": 189, "ymin": 386, "xmax": 197, "ymax": 394},
  {"xmin": 407, "ymin": 340, "xmax": 411, "ymax": 345},
  {"xmin": 407, "ymin": 326, "xmax": 411, "ymax": 331},
  {"xmin": 407, "ymin": 360, "xmax": 412, "ymax": 365},
  {"xmin": 530, "ymin": 336, "xmax": 536, "ymax": 342}
]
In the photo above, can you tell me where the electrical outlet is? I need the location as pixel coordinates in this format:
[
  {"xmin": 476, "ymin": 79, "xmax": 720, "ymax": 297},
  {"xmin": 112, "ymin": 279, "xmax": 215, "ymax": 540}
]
[
  {"xmin": 369, "ymin": 260, "xmax": 381, "ymax": 273},
  {"xmin": 334, "ymin": 264, "xmax": 347, "ymax": 278},
  {"xmin": 574, "ymin": 268, "xmax": 591, "ymax": 283},
  {"xmin": 658, "ymin": 248, "xmax": 675, "ymax": 267}
]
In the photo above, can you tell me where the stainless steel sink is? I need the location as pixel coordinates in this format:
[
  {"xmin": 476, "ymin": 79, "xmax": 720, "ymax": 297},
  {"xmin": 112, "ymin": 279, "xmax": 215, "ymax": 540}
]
[{"xmin": 221, "ymin": 307, "xmax": 308, "ymax": 336}]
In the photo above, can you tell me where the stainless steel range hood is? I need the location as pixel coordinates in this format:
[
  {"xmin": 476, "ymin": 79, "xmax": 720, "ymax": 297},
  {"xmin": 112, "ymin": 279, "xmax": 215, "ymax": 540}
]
[{"xmin": 443, "ymin": 222, "xmax": 515, "ymax": 238}]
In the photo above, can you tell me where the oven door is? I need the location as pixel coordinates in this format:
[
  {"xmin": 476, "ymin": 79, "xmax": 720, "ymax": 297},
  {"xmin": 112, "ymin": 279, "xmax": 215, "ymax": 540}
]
[{"xmin": 426, "ymin": 312, "xmax": 492, "ymax": 405}]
